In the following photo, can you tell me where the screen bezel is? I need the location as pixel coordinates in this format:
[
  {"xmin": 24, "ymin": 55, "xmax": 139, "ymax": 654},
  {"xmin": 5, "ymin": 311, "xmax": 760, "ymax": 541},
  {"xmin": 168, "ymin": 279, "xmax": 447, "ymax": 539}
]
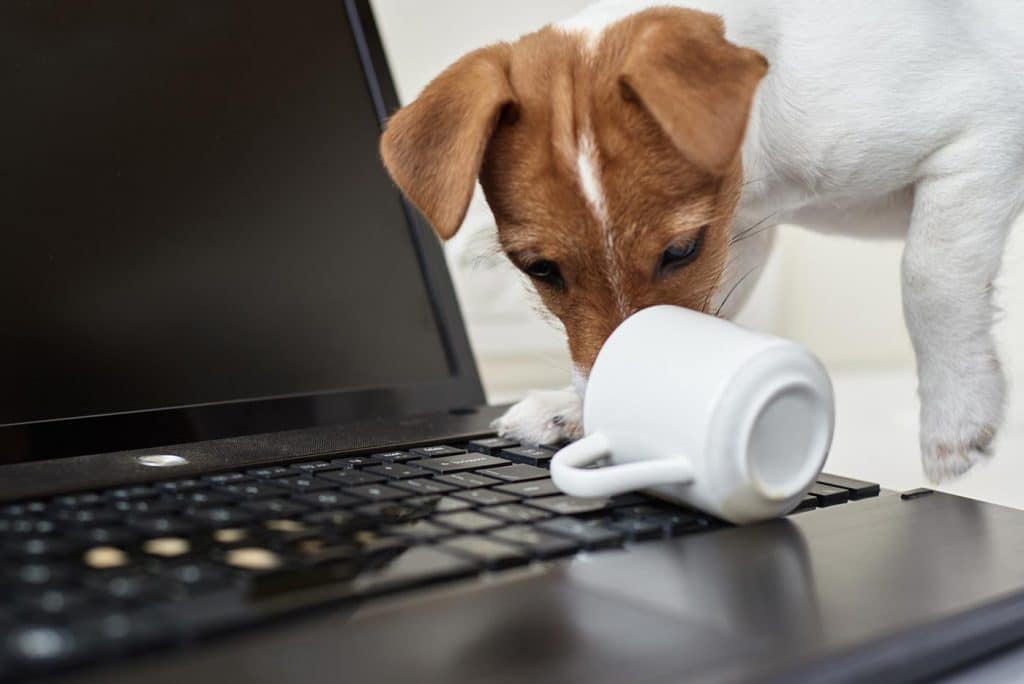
[{"xmin": 0, "ymin": 0, "xmax": 486, "ymax": 462}]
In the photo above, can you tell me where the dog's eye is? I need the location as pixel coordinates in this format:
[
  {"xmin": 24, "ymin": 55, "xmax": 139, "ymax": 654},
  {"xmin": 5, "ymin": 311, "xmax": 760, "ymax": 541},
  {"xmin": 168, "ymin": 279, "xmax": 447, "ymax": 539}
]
[
  {"xmin": 657, "ymin": 228, "xmax": 706, "ymax": 277},
  {"xmin": 524, "ymin": 260, "xmax": 565, "ymax": 289}
]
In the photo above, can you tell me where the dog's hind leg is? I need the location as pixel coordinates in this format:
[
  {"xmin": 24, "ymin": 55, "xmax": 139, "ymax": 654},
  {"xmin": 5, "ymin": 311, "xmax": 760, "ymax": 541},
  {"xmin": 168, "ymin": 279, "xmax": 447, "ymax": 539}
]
[{"xmin": 902, "ymin": 140, "xmax": 1023, "ymax": 482}]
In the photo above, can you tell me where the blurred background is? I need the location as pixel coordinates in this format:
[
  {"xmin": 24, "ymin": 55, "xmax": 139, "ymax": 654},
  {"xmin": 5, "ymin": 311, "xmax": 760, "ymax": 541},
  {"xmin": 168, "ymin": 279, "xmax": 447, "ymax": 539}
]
[{"xmin": 371, "ymin": 0, "xmax": 1024, "ymax": 506}]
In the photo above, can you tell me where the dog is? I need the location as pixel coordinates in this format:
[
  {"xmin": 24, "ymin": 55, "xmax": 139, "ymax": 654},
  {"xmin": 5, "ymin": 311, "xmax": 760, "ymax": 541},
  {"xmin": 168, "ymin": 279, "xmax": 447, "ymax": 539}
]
[{"xmin": 380, "ymin": 0, "xmax": 1024, "ymax": 483}]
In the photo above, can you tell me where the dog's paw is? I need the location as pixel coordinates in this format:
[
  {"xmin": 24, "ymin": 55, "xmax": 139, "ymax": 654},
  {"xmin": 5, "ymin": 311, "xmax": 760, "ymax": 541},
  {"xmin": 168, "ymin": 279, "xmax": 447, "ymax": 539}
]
[
  {"xmin": 921, "ymin": 430, "xmax": 994, "ymax": 483},
  {"xmin": 918, "ymin": 363, "xmax": 1004, "ymax": 483},
  {"xmin": 492, "ymin": 388, "xmax": 583, "ymax": 446}
]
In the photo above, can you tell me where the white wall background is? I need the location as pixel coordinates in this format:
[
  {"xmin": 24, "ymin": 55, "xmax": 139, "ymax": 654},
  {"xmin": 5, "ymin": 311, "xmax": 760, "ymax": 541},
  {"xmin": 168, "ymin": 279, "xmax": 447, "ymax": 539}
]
[{"xmin": 371, "ymin": 0, "xmax": 1024, "ymax": 405}]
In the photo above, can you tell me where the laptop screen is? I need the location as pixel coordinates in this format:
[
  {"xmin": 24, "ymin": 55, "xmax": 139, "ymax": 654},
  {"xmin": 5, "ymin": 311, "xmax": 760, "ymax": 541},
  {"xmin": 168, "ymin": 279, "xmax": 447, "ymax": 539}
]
[{"xmin": 1, "ymin": 2, "xmax": 471, "ymax": 460}]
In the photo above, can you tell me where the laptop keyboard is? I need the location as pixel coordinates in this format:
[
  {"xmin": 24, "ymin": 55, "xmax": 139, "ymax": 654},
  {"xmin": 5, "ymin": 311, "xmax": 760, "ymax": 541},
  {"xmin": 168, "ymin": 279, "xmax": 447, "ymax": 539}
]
[{"xmin": 0, "ymin": 438, "xmax": 880, "ymax": 680}]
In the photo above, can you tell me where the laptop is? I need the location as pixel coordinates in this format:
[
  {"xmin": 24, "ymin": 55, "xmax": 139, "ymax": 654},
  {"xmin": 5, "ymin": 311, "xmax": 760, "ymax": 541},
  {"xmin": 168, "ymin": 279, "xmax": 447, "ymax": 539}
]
[{"xmin": 4, "ymin": 2, "xmax": 1024, "ymax": 682}]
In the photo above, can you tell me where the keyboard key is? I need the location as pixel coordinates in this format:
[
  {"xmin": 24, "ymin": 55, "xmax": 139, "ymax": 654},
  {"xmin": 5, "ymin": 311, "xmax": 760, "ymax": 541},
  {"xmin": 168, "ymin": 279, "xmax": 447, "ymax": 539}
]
[
  {"xmin": 350, "ymin": 531, "xmax": 407, "ymax": 556},
  {"xmin": 484, "ymin": 503, "xmax": 552, "ymax": 524},
  {"xmin": 83, "ymin": 545, "xmax": 130, "ymax": 568},
  {"xmin": 127, "ymin": 516, "xmax": 196, "ymax": 537},
  {"xmin": 224, "ymin": 547, "xmax": 283, "ymax": 572},
  {"xmin": 527, "ymin": 495, "xmax": 611, "ymax": 516},
  {"xmin": 186, "ymin": 507, "xmax": 254, "ymax": 527},
  {"xmin": 365, "ymin": 463, "xmax": 432, "ymax": 480},
  {"xmin": 793, "ymin": 494, "xmax": 818, "ymax": 512},
  {"xmin": 345, "ymin": 484, "xmax": 409, "ymax": 502},
  {"xmin": 611, "ymin": 505, "xmax": 706, "ymax": 536},
  {"xmin": 327, "ymin": 455, "xmax": 378, "ymax": 469},
  {"xmin": 370, "ymin": 450, "xmax": 418, "ymax": 463},
  {"xmin": 54, "ymin": 507, "xmax": 119, "ymax": 526},
  {"xmin": 272, "ymin": 476, "xmax": 336, "ymax": 493},
  {"xmin": 387, "ymin": 520, "xmax": 453, "ymax": 541},
  {"xmin": 451, "ymin": 489, "xmax": 519, "ymax": 506},
  {"xmin": 303, "ymin": 510, "xmax": 369, "ymax": 532},
  {"xmin": 416, "ymin": 453, "xmax": 510, "ymax": 474},
  {"xmin": 817, "ymin": 474, "xmax": 880, "ymax": 499},
  {"xmin": 6, "ymin": 625, "xmax": 85, "ymax": 667},
  {"xmin": 467, "ymin": 437, "xmax": 518, "ymax": 455},
  {"xmin": 70, "ymin": 526, "xmax": 141, "ymax": 547},
  {"xmin": 8, "ymin": 537, "xmax": 80, "ymax": 558},
  {"xmin": 391, "ymin": 478, "xmax": 457, "ymax": 495},
  {"xmin": 441, "ymin": 535, "xmax": 529, "ymax": 569},
  {"xmin": 246, "ymin": 466, "xmax": 291, "ymax": 479},
  {"xmin": 239, "ymin": 499, "xmax": 311, "ymax": 518},
  {"xmin": 16, "ymin": 587, "xmax": 102, "ymax": 617},
  {"xmin": 201, "ymin": 472, "xmax": 253, "ymax": 485},
  {"xmin": 494, "ymin": 478, "xmax": 561, "ymax": 498},
  {"xmin": 216, "ymin": 482, "xmax": 289, "ymax": 499},
  {"xmin": 107, "ymin": 485, "xmax": 159, "ymax": 501},
  {"xmin": 288, "ymin": 461, "xmax": 333, "ymax": 472},
  {"xmin": 538, "ymin": 517, "xmax": 623, "ymax": 549},
  {"xmin": 74, "ymin": 607, "xmax": 178, "ymax": 653},
  {"xmin": 808, "ymin": 483, "xmax": 849, "ymax": 507},
  {"xmin": 318, "ymin": 470, "xmax": 385, "ymax": 487},
  {"xmin": 295, "ymin": 491, "xmax": 360, "ymax": 509},
  {"xmin": 608, "ymin": 517, "xmax": 665, "ymax": 541},
  {"xmin": 165, "ymin": 562, "xmax": 232, "ymax": 592},
  {"xmin": 491, "ymin": 526, "xmax": 579, "ymax": 558},
  {"xmin": 354, "ymin": 501, "xmax": 430, "ymax": 524},
  {"xmin": 85, "ymin": 571, "xmax": 169, "ymax": 601},
  {"xmin": 433, "ymin": 472, "xmax": 501, "ymax": 489},
  {"xmin": 434, "ymin": 511, "xmax": 504, "ymax": 533},
  {"xmin": 0, "ymin": 517, "xmax": 57, "ymax": 536},
  {"xmin": 608, "ymin": 493, "xmax": 651, "ymax": 508},
  {"xmin": 8, "ymin": 562, "xmax": 73, "ymax": 587},
  {"xmin": 1, "ymin": 501, "xmax": 48, "ymax": 516},
  {"xmin": 173, "ymin": 491, "xmax": 233, "ymax": 507},
  {"xmin": 347, "ymin": 546, "xmax": 476, "ymax": 595},
  {"xmin": 111, "ymin": 498, "xmax": 179, "ymax": 516},
  {"xmin": 410, "ymin": 445, "xmax": 466, "ymax": 458},
  {"xmin": 501, "ymin": 446, "xmax": 556, "ymax": 466},
  {"xmin": 289, "ymin": 536, "xmax": 362, "ymax": 564},
  {"xmin": 404, "ymin": 496, "xmax": 472, "ymax": 513},
  {"xmin": 479, "ymin": 464, "xmax": 549, "ymax": 483},
  {"xmin": 53, "ymin": 492, "xmax": 105, "ymax": 508}
]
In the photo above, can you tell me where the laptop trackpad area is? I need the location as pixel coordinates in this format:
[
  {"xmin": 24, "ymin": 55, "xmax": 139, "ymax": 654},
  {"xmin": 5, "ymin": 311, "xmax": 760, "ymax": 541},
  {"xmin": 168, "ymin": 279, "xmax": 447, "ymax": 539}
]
[{"xmin": 70, "ymin": 566, "xmax": 744, "ymax": 684}]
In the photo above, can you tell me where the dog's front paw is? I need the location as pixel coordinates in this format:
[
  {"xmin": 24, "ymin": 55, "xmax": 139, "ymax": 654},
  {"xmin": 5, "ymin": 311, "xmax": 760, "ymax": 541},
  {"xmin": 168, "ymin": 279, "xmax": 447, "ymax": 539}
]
[
  {"xmin": 919, "ymin": 364, "xmax": 1004, "ymax": 483},
  {"xmin": 492, "ymin": 388, "xmax": 583, "ymax": 446}
]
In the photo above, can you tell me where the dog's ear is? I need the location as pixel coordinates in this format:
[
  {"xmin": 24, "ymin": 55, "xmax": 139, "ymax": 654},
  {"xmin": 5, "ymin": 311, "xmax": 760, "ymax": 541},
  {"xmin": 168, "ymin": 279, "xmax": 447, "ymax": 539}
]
[
  {"xmin": 380, "ymin": 44, "xmax": 515, "ymax": 240},
  {"xmin": 618, "ymin": 9, "xmax": 767, "ymax": 176}
]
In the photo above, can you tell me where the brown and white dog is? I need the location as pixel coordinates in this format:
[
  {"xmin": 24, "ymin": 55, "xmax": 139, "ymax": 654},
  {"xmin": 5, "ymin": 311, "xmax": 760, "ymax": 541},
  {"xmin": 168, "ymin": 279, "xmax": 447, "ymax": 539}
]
[{"xmin": 380, "ymin": 1, "xmax": 1024, "ymax": 483}]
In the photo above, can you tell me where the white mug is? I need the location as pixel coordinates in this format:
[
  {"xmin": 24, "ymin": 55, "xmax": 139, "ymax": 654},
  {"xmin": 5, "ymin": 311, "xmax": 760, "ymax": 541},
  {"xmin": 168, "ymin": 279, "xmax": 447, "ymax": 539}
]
[{"xmin": 550, "ymin": 305, "xmax": 834, "ymax": 524}]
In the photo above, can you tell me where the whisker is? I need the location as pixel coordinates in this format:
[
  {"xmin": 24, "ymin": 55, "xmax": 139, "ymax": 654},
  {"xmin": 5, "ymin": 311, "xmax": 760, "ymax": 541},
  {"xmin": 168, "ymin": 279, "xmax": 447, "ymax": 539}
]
[
  {"xmin": 729, "ymin": 211, "xmax": 779, "ymax": 246},
  {"xmin": 714, "ymin": 264, "xmax": 763, "ymax": 317}
]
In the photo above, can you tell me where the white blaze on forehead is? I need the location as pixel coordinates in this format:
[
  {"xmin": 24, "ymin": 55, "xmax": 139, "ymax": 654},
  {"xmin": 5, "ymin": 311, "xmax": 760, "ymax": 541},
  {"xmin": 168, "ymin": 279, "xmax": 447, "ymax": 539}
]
[
  {"xmin": 576, "ymin": 133, "xmax": 609, "ymax": 226},
  {"xmin": 576, "ymin": 130, "xmax": 630, "ymax": 318},
  {"xmin": 571, "ymin": 364, "xmax": 589, "ymax": 396}
]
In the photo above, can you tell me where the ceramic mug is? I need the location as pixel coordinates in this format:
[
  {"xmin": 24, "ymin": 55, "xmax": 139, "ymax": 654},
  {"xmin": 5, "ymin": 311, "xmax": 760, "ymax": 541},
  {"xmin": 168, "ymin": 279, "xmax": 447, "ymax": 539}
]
[{"xmin": 550, "ymin": 305, "xmax": 834, "ymax": 524}]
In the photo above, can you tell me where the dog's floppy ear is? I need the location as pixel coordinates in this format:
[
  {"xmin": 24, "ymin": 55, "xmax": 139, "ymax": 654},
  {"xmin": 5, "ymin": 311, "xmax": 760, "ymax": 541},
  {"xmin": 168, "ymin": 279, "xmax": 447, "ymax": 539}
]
[
  {"xmin": 619, "ymin": 9, "xmax": 767, "ymax": 176},
  {"xmin": 380, "ymin": 44, "xmax": 515, "ymax": 240}
]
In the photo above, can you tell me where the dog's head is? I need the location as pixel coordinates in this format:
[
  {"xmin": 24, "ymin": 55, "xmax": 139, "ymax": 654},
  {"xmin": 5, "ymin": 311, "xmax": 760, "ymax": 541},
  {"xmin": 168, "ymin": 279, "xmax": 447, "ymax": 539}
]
[{"xmin": 380, "ymin": 8, "xmax": 767, "ymax": 374}]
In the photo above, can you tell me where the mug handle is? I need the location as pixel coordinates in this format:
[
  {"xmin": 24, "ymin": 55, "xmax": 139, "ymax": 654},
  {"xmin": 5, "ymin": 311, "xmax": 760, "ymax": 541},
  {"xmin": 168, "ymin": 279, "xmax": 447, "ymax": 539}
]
[{"xmin": 550, "ymin": 433, "xmax": 695, "ymax": 498}]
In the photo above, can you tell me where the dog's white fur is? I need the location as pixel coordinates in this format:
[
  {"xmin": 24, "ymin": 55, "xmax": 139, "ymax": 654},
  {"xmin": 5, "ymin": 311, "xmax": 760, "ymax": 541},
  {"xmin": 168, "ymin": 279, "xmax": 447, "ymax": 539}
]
[{"xmin": 493, "ymin": 0, "xmax": 1024, "ymax": 482}]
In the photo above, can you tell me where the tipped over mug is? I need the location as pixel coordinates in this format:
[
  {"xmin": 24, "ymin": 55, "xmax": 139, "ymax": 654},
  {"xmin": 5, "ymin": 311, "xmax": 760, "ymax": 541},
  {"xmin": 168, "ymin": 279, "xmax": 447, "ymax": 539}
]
[{"xmin": 550, "ymin": 305, "xmax": 834, "ymax": 524}]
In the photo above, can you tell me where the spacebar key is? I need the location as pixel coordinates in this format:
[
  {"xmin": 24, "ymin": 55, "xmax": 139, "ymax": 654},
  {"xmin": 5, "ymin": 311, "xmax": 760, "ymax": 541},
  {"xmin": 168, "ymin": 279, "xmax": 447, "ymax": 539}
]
[
  {"xmin": 351, "ymin": 547, "xmax": 478, "ymax": 596},
  {"xmin": 252, "ymin": 547, "xmax": 478, "ymax": 601}
]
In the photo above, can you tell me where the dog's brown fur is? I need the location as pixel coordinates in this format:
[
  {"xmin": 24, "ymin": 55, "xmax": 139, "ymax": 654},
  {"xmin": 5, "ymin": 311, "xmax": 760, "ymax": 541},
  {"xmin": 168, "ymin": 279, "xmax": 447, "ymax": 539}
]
[{"xmin": 381, "ymin": 8, "xmax": 767, "ymax": 372}]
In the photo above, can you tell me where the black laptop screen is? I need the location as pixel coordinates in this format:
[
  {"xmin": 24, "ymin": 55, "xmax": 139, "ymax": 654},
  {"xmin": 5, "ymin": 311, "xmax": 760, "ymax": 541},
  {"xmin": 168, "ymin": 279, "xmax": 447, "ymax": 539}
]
[{"xmin": 0, "ymin": 2, "xmax": 456, "ymax": 449}]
